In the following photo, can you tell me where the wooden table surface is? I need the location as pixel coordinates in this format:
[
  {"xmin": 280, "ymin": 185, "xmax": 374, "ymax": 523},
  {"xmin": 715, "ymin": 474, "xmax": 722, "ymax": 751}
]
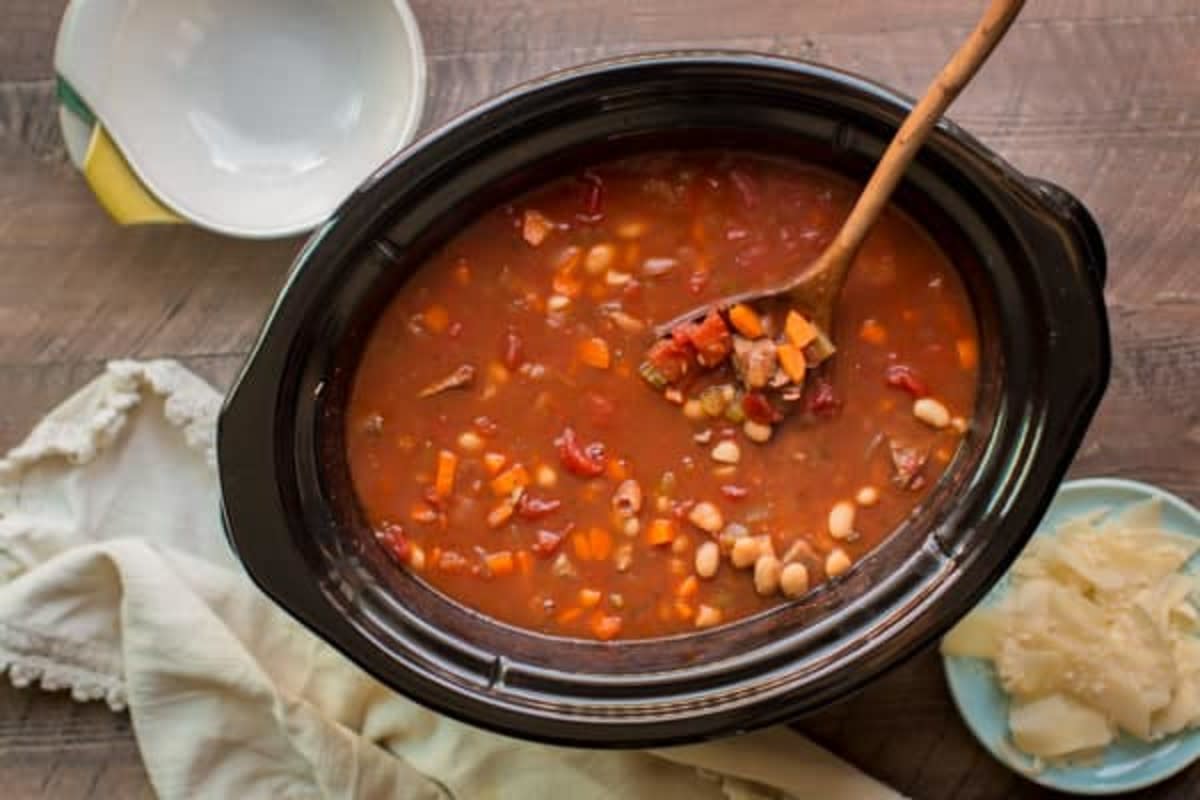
[{"xmin": 2, "ymin": 1, "xmax": 1198, "ymax": 797}]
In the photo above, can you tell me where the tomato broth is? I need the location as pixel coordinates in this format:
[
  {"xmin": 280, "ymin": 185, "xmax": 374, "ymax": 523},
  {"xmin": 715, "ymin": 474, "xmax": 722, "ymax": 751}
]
[{"xmin": 346, "ymin": 150, "xmax": 978, "ymax": 640}]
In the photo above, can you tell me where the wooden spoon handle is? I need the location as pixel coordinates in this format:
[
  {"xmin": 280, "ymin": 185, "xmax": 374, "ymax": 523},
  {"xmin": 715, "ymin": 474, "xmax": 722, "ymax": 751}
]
[{"xmin": 822, "ymin": 0, "xmax": 1025, "ymax": 270}]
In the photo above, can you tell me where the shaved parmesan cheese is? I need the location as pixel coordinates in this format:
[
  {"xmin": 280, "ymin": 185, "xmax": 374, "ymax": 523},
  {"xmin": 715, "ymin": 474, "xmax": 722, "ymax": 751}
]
[
  {"xmin": 943, "ymin": 500, "xmax": 1200, "ymax": 760},
  {"xmin": 1010, "ymin": 694, "xmax": 1114, "ymax": 758}
]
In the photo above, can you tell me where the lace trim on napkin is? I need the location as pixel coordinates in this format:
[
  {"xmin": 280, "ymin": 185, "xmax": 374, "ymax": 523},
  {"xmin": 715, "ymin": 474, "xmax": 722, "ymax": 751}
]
[
  {"xmin": 0, "ymin": 621, "xmax": 128, "ymax": 710},
  {"xmin": 0, "ymin": 359, "xmax": 218, "ymax": 705},
  {"xmin": 1, "ymin": 359, "xmax": 219, "ymax": 473}
]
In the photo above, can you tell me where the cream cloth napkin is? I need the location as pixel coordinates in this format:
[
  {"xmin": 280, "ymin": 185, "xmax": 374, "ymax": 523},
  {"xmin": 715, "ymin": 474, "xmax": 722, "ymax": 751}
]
[{"xmin": 0, "ymin": 360, "xmax": 901, "ymax": 800}]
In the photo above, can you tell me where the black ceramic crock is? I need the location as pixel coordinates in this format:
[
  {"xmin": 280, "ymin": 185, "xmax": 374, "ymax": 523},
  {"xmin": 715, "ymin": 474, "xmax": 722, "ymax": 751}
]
[{"xmin": 218, "ymin": 53, "xmax": 1110, "ymax": 747}]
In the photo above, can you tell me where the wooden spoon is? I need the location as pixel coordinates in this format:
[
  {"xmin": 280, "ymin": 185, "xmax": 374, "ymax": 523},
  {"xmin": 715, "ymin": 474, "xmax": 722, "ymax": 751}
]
[{"xmin": 655, "ymin": 0, "xmax": 1025, "ymax": 339}]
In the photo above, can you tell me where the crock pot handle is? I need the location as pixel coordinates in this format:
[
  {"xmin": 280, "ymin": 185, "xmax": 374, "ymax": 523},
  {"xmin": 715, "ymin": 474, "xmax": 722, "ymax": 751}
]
[{"xmin": 1025, "ymin": 178, "xmax": 1107, "ymax": 289}]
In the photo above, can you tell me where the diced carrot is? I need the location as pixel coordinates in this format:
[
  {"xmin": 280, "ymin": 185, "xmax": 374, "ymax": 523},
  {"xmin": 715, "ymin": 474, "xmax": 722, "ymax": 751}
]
[
  {"xmin": 434, "ymin": 450, "xmax": 457, "ymax": 498},
  {"xmin": 573, "ymin": 530, "xmax": 594, "ymax": 560},
  {"xmin": 676, "ymin": 575, "xmax": 699, "ymax": 599},
  {"xmin": 785, "ymin": 311, "xmax": 818, "ymax": 348},
  {"xmin": 579, "ymin": 588, "xmax": 602, "ymax": 608},
  {"xmin": 588, "ymin": 527, "xmax": 613, "ymax": 561},
  {"xmin": 423, "ymin": 304, "xmax": 450, "ymax": 334},
  {"xmin": 483, "ymin": 452, "xmax": 507, "ymax": 475},
  {"xmin": 646, "ymin": 518, "xmax": 678, "ymax": 547},
  {"xmin": 486, "ymin": 501, "xmax": 514, "ymax": 529},
  {"xmin": 578, "ymin": 337, "xmax": 612, "ymax": 369},
  {"xmin": 590, "ymin": 612, "xmax": 623, "ymax": 641},
  {"xmin": 777, "ymin": 343, "xmax": 807, "ymax": 382},
  {"xmin": 859, "ymin": 319, "xmax": 887, "ymax": 345},
  {"xmin": 490, "ymin": 463, "xmax": 530, "ymax": 496},
  {"xmin": 674, "ymin": 600, "xmax": 696, "ymax": 621},
  {"xmin": 557, "ymin": 607, "xmax": 583, "ymax": 625},
  {"xmin": 485, "ymin": 550, "xmax": 515, "ymax": 577},
  {"xmin": 957, "ymin": 338, "xmax": 979, "ymax": 370},
  {"xmin": 515, "ymin": 549, "xmax": 534, "ymax": 576},
  {"xmin": 488, "ymin": 362, "xmax": 510, "ymax": 385},
  {"xmin": 728, "ymin": 304, "xmax": 765, "ymax": 338},
  {"xmin": 605, "ymin": 457, "xmax": 629, "ymax": 482}
]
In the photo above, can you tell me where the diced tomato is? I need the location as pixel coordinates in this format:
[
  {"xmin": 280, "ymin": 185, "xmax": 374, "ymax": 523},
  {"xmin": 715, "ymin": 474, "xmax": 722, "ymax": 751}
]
[
  {"xmin": 532, "ymin": 528, "xmax": 565, "ymax": 557},
  {"xmin": 502, "ymin": 328, "xmax": 524, "ymax": 369},
  {"xmin": 884, "ymin": 364, "xmax": 930, "ymax": 398},
  {"xmin": 643, "ymin": 338, "xmax": 693, "ymax": 386},
  {"xmin": 556, "ymin": 426, "xmax": 607, "ymax": 477},
  {"xmin": 516, "ymin": 493, "xmax": 562, "ymax": 519},
  {"xmin": 742, "ymin": 392, "xmax": 782, "ymax": 425},
  {"xmin": 806, "ymin": 377, "xmax": 841, "ymax": 416},
  {"xmin": 678, "ymin": 310, "xmax": 731, "ymax": 367}
]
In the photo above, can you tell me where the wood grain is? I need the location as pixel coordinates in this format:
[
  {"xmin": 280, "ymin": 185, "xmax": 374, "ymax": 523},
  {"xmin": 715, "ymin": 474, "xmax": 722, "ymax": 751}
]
[{"xmin": 2, "ymin": 1, "xmax": 1198, "ymax": 797}]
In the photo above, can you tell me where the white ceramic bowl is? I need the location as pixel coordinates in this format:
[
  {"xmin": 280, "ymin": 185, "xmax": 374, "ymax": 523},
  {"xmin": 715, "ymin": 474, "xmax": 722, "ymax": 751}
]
[{"xmin": 56, "ymin": 0, "xmax": 426, "ymax": 238}]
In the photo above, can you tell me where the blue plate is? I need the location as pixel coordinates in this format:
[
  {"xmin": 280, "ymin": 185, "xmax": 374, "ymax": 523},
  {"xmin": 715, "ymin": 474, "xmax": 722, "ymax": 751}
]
[{"xmin": 943, "ymin": 477, "xmax": 1200, "ymax": 795}]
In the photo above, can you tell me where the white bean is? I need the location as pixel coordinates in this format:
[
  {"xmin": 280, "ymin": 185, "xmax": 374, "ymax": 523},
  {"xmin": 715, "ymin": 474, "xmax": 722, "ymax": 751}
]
[
  {"xmin": 409, "ymin": 544, "xmax": 426, "ymax": 571},
  {"xmin": 913, "ymin": 397, "xmax": 951, "ymax": 429},
  {"xmin": 617, "ymin": 220, "xmax": 648, "ymax": 239},
  {"xmin": 711, "ymin": 440, "xmax": 741, "ymax": 464},
  {"xmin": 828, "ymin": 501, "xmax": 856, "ymax": 540},
  {"xmin": 754, "ymin": 555, "xmax": 782, "ymax": 596},
  {"xmin": 688, "ymin": 501, "xmax": 724, "ymax": 533},
  {"xmin": 695, "ymin": 604, "xmax": 723, "ymax": 628},
  {"xmin": 731, "ymin": 536, "xmax": 761, "ymax": 568},
  {"xmin": 457, "ymin": 431, "xmax": 484, "ymax": 452},
  {"xmin": 780, "ymin": 562, "xmax": 809, "ymax": 598},
  {"xmin": 743, "ymin": 420, "xmax": 773, "ymax": 443},
  {"xmin": 695, "ymin": 541, "xmax": 720, "ymax": 578},
  {"xmin": 855, "ymin": 486, "xmax": 879, "ymax": 507},
  {"xmin": 826, "ymin": 548, "xmax": 852, "ymax": 578},
  {"xmin": 536, "ymin": 464, "xmax": 558, "ymax": 488},
  {"xmin": 585, "ymin": 243, "xmax": 617, "ymax": 274}
]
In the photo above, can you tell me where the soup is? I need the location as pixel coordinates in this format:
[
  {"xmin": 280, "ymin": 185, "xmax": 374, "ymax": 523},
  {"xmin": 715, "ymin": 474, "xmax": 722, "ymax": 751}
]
[{"xmin": 346, "ymin": 150, "xmax": 978, "ymax": 640}]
